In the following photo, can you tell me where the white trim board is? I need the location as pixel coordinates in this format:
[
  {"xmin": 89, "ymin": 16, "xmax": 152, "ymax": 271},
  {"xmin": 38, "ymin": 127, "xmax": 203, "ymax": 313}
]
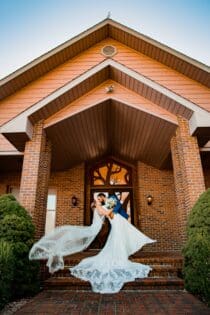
[
  {"xmin": 109, "ymin": 20, "xmax": 209, "ymax": 71},
  {"xmin": 0, "ymin": 151, "xmax": 23, "ymax": 156},
  {"xmin": 45, "ymin": 96, "xmax": 178, "ymax": 129},
  {"xmin": 0, "ymin": 59, "xmax": 210, "ymax": 137},
  {"xmin": 0, "ymin": 19, "xmax": 108, "ymax": 86}
]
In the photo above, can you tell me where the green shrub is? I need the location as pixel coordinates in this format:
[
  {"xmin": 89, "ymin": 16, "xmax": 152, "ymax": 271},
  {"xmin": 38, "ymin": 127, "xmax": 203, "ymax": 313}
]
[
  {"xmin": 0, "ymin": 194, "xmax": 29, "ymax": 220},
  {"xmin": 0, "ymin": 241, "xmax": 14, "ymax": 310},
  {"xmin": 0, "ymin": 194, "xmax": 40, "ymax": 299},
  {"xmin": 182, "ymin": 189, "xmax": 210, "ymax": 305}
]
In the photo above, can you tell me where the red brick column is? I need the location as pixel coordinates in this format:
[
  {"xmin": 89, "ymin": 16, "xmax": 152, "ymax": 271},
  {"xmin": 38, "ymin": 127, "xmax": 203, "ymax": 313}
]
[
  {"xmin": 136, "ymin": 162, "xmax": 180, "ymax": 252},
  {"xmin": 19, "ymin": 121, "xmax": 51, "ymax": 238},
  {"xmin": 171, "ymin": 116, "xmax": 205, "ymax": 244}
]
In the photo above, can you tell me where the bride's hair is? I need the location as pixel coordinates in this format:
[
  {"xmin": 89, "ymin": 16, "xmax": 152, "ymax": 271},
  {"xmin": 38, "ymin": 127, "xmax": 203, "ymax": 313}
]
[{"xmin": 97, "ymin": 193, "xmax": 106, "ymax": 198}]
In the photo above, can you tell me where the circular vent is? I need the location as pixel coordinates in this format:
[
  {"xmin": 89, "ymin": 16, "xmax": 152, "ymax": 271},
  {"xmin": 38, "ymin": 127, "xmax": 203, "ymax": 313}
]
[{"xmin": 101, "ymin": 45, "xmax": 117, "ymax": 57}]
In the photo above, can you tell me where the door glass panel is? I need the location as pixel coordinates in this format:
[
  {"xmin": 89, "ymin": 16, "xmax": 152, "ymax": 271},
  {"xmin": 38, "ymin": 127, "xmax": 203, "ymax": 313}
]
[
  {"xmin": 92, "ymin": 191, "xmax": 131, "ymax": 223},
  {"xmin": 86, "ymin": 158, "xmax": 134, "ymax": 249},
  {"xmin": 92, "ymin": 160, "xmax": 132, "ymax": 186},
  {"xmin": 89, "ymin": 190, "xmax": 132, "ymax": 248}
]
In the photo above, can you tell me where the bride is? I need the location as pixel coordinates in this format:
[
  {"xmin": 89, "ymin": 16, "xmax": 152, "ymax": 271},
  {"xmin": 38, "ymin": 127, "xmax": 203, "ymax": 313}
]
[{"xmin": 29, "ymin": 194, "xmax": 156, "ymax": 293}]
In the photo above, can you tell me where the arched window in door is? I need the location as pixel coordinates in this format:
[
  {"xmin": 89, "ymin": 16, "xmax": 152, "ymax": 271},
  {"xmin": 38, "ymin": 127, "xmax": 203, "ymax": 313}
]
[
  {"xmin": 85, "ymin": 158, "xmax": 135, "ymax": 248},
  {"xmin": 91, "ymin": 159, "xmax": 132, "ymax": 187},
  {"xmin": 85, "ymin": 158, "xmax": 134, "ymax": 224}
]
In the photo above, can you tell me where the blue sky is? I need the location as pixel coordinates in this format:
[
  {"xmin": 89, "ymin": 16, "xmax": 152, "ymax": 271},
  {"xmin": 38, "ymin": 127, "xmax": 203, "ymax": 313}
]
[{"xmin": 0, "ymin": 0, "xmax": 209, "ymax": 79}]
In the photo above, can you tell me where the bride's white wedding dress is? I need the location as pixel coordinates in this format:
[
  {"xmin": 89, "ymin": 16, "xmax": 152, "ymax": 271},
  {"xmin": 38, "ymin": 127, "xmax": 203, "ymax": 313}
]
[
  {"xmin": 29, "ymin": 208, "xmax": 156, "ymax": 294},
  {"xmin": 70, "ymin": 210, "xmax": 156, "ymax": 293}
]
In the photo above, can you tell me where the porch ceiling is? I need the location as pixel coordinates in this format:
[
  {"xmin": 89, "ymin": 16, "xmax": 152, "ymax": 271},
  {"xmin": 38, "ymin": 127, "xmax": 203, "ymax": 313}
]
[
  {"xmin": 0, "ymin": 155, "xmax": 23, "ymax": 173},
  {"xmin": 46, "ymin": 99, "xmax": 177, "ymax": 170}
]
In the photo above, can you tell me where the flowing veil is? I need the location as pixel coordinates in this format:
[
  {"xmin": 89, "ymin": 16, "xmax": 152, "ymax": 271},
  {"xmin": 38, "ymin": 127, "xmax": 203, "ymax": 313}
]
[{"xmin": 29, "ymin": 210, "xmax": 104, "ymax": 273}]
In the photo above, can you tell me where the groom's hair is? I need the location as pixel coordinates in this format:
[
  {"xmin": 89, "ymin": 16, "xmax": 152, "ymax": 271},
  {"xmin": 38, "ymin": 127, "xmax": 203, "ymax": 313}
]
[{"xmin": 97, "ymin": 193, "xmax": 106, "ymax": 198}]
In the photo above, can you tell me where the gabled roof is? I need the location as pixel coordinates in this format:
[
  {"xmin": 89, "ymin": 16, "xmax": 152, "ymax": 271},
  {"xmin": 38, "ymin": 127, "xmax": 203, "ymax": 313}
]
[
  {"xmin": 0, "ymin": 18, "xmax": 209, "ymax": 100},
  {"xmin": 1, "ymin": 59, "xmax": 209, "ymax": 154}
]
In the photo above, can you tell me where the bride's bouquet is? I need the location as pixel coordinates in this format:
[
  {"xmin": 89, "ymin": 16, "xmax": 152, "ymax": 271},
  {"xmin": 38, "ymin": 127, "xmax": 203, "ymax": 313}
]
[{"xmin": 105, "ymin": 197, "xmax": 117, "ymax": 219}]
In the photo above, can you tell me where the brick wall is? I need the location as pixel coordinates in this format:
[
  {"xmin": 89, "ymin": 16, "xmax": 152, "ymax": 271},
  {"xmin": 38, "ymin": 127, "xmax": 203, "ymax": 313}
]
[
  {"xmin": 0, "ymin": 161, "xmax": 181, "ymax": 252},
  {"xmin": 4, "ymin": 155, "xmax": 204, "ymax": 253},
  {"xmin": 135, "ymin": 162, "xmax": 181, "ymax": 252},
  {"xmin": 0, "ymin": 164, "xmax": 85, "ymax": 228},
  {"xmin": 49, "ymin": 163, "xmax": 85, "ymax": 226}
]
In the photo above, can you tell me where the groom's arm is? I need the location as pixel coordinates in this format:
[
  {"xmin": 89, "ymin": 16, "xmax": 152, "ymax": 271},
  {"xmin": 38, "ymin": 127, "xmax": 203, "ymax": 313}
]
[
  {"xmin": 111, "ymin": 195, "xmax": 129, "ymax": 219},
  {"xmin": 114, "ymin": 200, "xmax": 129, "ymax": 219},
  {"xmin": 114, "ymin": 200, "xmax": 121, "ymax": 212}
]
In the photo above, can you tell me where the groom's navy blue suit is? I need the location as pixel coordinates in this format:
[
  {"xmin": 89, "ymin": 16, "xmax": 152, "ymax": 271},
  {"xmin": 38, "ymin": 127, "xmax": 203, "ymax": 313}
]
[{"xmin": 109, "ymin": 194, "xmax": 129, "ymax": 220}]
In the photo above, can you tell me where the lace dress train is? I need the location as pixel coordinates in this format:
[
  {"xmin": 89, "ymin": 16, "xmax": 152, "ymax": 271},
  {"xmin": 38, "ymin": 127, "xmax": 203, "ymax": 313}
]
[
  {"xmin": 70, "ymin": 212, "xmax": 156, "ymax": 293},
  {"xmin": 29, "ymin": 209, "xmax": 156, "ymax": 293},
  {"xmin": 29, "ymin": 210, "xmax": 103, "ymax": 273}
]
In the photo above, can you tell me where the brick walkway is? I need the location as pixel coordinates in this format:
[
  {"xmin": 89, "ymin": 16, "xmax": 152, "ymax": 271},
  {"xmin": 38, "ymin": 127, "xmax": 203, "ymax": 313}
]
[{"xmin": 15, "ymin": 290, "xmax": 209, "ymax": 315}]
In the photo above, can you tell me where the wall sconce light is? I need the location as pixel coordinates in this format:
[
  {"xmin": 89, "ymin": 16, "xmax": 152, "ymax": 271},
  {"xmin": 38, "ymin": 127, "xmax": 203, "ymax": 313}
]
[
  {"xmin": 71, "ymin": 195, "xmax": 78, "ymax": 207},
  {"xmin": 147, "ymin": 195, "xmax": 153, "ymax": 205},
  {"xmin": 105, "ymin": 85, "xmax": 114, "ymax": 93}
]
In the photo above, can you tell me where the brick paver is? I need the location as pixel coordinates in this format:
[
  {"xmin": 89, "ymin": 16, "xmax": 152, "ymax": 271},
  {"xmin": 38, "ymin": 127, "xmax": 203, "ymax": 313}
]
[{"xmin": 15, "ymin": 290, "xmax": 209, "ymax": 315}]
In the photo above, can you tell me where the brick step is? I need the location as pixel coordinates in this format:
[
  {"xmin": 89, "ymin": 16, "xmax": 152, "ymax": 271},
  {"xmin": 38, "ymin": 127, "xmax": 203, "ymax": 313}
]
[
  {"xmin": 41, "ymin": 252, "xmax": 183, "ymax": 281},
  {"xmin": 132, "ymin": 257, "xmax": 183, "ymax": 266},
  {"xmin": 52, "ymin": 264, "xmax": 180, "ymax": 278},
  {"xmin": 63, "ymin": 251, "xmax": 183, "ymax": 269},
  {"xmin": 44, "ymin": 276, "xmax": 184, "ymax": 291},
  {"xmin": 63, "ymin": 259, "xmax": 183, "ymax": 271}
]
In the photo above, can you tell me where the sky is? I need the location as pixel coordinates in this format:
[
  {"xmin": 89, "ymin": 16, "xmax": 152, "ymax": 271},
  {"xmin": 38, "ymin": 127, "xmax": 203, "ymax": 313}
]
[{"xmin": 0, "ymin": 0, "xmax": 209, "ymax": 79}]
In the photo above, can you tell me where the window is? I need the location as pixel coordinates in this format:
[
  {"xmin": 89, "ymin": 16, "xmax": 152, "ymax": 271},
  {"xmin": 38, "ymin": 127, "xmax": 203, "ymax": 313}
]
[
  {"xmin": 91, "ymin": 160, "xmax": 132, "ymax": 187},
  {"xmin": 45, "ymin": 188, "xmax": 57, "ymax": 235}
]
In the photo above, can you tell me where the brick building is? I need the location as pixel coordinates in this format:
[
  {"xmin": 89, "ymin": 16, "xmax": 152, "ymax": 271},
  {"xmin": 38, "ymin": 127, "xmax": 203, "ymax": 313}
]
[{"xmin": 0, "ymin": 19, "xmax": 209, "ymax": 253}]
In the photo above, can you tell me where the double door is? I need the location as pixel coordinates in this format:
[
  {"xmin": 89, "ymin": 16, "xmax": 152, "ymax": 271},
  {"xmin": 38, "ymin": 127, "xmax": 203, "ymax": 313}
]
[{"xmin": 89, "ymin": 188, "xmax": 133, "ymax": 249}]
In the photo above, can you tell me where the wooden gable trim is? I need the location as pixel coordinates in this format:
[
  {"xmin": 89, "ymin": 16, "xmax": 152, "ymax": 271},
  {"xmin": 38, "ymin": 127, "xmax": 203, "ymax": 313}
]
[
  {"xmin": 45, "ymin": 96, "xmax": 178, "ymax": 128},
  {"xmin": 1, "ymin": 60, "xmax": 209, "ymax": 152},
  {"xmin": 110, "ymin": 60, "xmax": 202, "ymax": 114},
  {"xmin": 0, "ymin": 19, "xmax": 209, "ymax": 101},
  {"xmin": 109, "ymin": 20, "xmax": 209, "ymax": 70},
  {"xmin": 0, "ymin": 60, "xmax": 110, "ymax": 133},
  {"xmin": 1, "ymin": 37, "xmax": 209, "ymax": 129},
  {"xmin": 0, "ymin": 59, "xmax": 209, "ymax": 139},
  {"xmin": 44, "ymin": 80, "xmax": 178, "ymax": 128},
  {"xmin": 0, "ymin": 19, "xmax": 109, "ymax": 100}
]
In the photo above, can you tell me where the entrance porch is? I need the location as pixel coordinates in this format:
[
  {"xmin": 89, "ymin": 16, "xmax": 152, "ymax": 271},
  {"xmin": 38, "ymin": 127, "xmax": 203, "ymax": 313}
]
[
  {"xmin": 0, "ymin": 76, "xmax": 209, "ymax": 293},
  {"xmin": 0, "ymin": 102, "xmax": 208, "ymax": 252}
]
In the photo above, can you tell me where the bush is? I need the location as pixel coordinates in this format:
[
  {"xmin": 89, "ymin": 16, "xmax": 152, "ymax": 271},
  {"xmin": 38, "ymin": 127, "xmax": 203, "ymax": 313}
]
[
  {"xmin": 0, "ymin": 194, "xmax": 40, "ymax": 299},
  {"xmin": 0, "ymin": 194, "xmax": 29, "ymax": 220},
  {"xmin": 182, "ymin": 189, "xmax": 210, "ymax": 305},
  {"xmin": 0, "ymin": 241, "xmax": 14, "ymax": 309}
]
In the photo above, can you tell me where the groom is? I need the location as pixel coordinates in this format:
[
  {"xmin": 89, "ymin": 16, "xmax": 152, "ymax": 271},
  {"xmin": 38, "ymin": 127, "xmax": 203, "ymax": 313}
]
[{"xmin": 97, "ymin": 193, "xmax": 129, "ymax": 220}]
